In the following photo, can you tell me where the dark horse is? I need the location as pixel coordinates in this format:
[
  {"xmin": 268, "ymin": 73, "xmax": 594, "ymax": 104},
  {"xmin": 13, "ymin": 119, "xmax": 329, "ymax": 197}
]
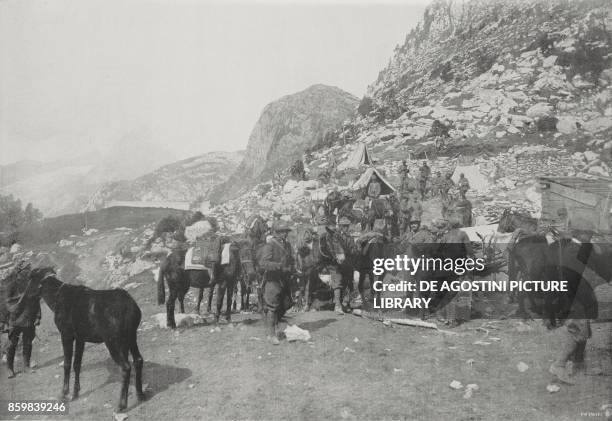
[
  {"xmin": 508, "ymin": 235, "xmax": 610, "ymax": 326},
  {"xmin": 497, "ymin": 208, "xmax": 538, "ymax": 233},
  {"xmin": 158, "ymin": 248, "xmax": 211, "ymax": 328},
  {"xmin": 158, "ymin": 243, "xmax": 242, "ymax": 327},
  {"xmin": 345, "ymin": 234, "xmax": 399, "ymax": 307},
  {"xmin": 232, "ymin": 239, "xmax": 262, "ymax": 313},
  {"xmin": 28, "ymin": 268, "xmax": 145, "ymax": 412}
]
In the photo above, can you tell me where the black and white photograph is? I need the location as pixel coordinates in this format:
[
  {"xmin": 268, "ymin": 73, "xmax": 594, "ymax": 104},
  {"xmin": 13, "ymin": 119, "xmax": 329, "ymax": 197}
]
[{"xmin": 1, "ymin": 0, "xmax": 612, "ymax": 419}]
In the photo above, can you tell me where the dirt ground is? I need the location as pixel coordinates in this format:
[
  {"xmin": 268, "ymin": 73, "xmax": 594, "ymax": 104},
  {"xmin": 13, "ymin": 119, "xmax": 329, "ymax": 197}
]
[{"xmin": 2, "ymin": 275, "xmax": 611, "ymax": 421}]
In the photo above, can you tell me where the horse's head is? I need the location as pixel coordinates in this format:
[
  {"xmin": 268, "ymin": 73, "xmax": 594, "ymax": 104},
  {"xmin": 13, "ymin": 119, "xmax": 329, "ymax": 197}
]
[
  {"xmin": 322, "ymin": 227, "xmax": 347, "ymax": 265},
  {"xmin": 28, "ymin": 266, "xmax": 57, "ymax": 296}
]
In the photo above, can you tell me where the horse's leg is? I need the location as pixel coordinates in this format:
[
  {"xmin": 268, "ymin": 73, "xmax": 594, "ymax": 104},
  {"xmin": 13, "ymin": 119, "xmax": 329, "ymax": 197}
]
[
  {"xmin": 105, "ymin": 341, "xmax": 131, "ymax": 412},
  {"xmin": 179, "ymin": 292, "xmax": 185, "ymax": 314},
  {"xmin": 166, "ymin": 288, "xmax": 177, "ymax": 329},
  {"xmin": 60, "ymin": 337, "xmax": 74, "ymax": 399},
  {"xmin": 358, "ymin": 270, "xmax": 367, "ymax": 307},
  {"xmin": 241, "ymin": 277, "xmax": 249, "ymax": 311},
  {"xmin": 129, "ymin": 334, "xmax": 146, "ymax": 401},
  {"xmin": 225, "ymin": 282, "xmax": 234, "ymax": 322},
  {"xmin": 206, "ymin": 285, "xmax": 214, "ymax": 314},
  {"xmin": 304, "ymin": 272, "xmax": 311, "ymax": 312},
  {"xmin": 196, "ymin": 287, "xmax": 204, "ymax": 314},
  {"xmin": 215, "ymin": 282, "xmax": 226, "ymax": 323},
  {"xmin": 71, "ymin": 340, "xmax": 85, "ymax": 400}
]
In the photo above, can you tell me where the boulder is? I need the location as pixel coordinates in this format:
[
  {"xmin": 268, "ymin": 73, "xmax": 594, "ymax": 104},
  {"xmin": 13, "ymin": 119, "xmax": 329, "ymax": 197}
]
[
  {"xmin": 584, "ymin": 117, "xmax": 612, "ymax": 133},
  {"xmin": 555, "ymin": 116, "xmax": 581, "ymax": 134},
  {"xmin": 588, "ymin": 166, "xmax": 609, "ymax": 177},
  {"xmin": 542, "ymin": 55, "xmax": 557, "ymax": 68},
  {"xmin": 284, "ymin": 325, "xmax": 311, "ymax": 342},
  {"xmin": 526, "ymin": 103, "xmax": 553, "ymax": 119},
  {"xmin": 583, "ymin": 150, "xmax": 599, "ymax": 163},
  {"xmin": 9, "ymin": 243, "xmax": 22, "ymax": 254}
]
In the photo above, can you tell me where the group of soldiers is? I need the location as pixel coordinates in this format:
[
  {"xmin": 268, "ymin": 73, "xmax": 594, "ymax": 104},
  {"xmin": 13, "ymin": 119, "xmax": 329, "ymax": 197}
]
[{"xmin": 394, "ymin": 160, "xmax": 471, "ymax": 239}]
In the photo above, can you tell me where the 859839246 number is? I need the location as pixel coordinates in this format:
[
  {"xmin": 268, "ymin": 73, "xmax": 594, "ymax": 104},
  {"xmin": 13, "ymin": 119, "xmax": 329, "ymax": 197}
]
[{"xmin": 0, "ymin": 400, "xmax": 69, "ymax": 416}]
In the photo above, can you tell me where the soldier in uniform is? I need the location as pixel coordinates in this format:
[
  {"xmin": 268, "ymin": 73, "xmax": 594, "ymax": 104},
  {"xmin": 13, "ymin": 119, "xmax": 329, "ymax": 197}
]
[
  {"xmin": 367, "ymin": 174, "xmax": 382, "ymax": 199},
  {"xmin": 418, "ymin": 161, "xmax": 431, "ymax": 200},
  {"xmin": 458, "ymin": 173, "xmax": 470, "ymax": 201},
  {"xmin": 259, "ymin": 221, "xmax": 294, "ymax": 345},
  {"xmin": 399, "ymin": 160, "xmax": 409, "ymax": 178},
  {"xmin": 398, "ymin": 194, "xmax": 413, "ymax": 236},
  {"xmin": 431, "ymin": 171, "xmax": 443, "ymax": 197},
  {"xmin": 5, "ymin": 261, "xmax": 41, "ymax": 378},
  {"xmin": 440, "ymin": 172, "xmax": 454, "ymax": 202},
  {"xmin": 439, "ymin": 220, "xmax": 473, "ymax": 326}
]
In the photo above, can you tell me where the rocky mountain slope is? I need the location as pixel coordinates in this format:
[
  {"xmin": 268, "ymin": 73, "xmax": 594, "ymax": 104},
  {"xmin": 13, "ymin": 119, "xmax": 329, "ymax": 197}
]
[
  {"xmin": 85, "ymin": 151, "xmax": 244, "ymax": 211},
  {"xmin": 198, "ymin": 0, "xmax": 612, "ymax": 234},
  {"xmin": 211, "ymin": 84, "xmax": 358, "ymax": 202},
  {"xmin": 363, "ymin": 0, "xmax": 612, "ymax": 159}
]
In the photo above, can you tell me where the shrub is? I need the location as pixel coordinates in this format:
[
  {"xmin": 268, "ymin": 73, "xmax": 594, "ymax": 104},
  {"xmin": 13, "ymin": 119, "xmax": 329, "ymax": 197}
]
[
  {"xmin": 474, "ymin": 49, "xmax": 497, "ymax": 75},
  {"xmin": 357, "ymin": 96, "xmax": 374, "ymax": 116},
  {"xmin": 536, "ymin": 116, "xmax": 558, "ymax": 132},
  {"xmin": 154, "ymin": 216, "xmax": 182, "ymax": 238},
  {"xmin": 431, "ymin": 61, "xmax": 453, "ymax": 83},
  {"xmin": 430, "ymin": 119, "xmax": 451, "ymax": 138}
]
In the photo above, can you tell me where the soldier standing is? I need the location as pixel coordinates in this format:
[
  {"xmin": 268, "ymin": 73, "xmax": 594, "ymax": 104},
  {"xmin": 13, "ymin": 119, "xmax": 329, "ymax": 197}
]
[
  {"xmin": 431, "ymin": 171, "xmax": 443, "ymax": 197},
  {"xmin": 5, "ymin": 262, "xmax": 41, "ymax": 378},
  {"xmin": 458, "ymin": 173, "xmax": 470, "ymax": 200},
  {"xmin": 440, "ymin": 221, "xmax": 473, "ymax": 326},
  {"xmin": 259, "ymin": 221, "xmax": 294, "ymax": 345},
  {"xmin": 418, "ymin": 161, "xmax": 431, "ymax": 200},
  {"xmin": 367, "ymin": 174, "xmax": 382, "ymax": 199},
  {"xmin": 440, "ymin": 172, "xmax": 454, "ymax": 202}
]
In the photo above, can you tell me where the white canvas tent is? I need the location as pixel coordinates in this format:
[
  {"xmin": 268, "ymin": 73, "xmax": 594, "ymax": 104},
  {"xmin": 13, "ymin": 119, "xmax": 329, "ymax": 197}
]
[
  {"xmin": 352, "ymin": 167, "xmax": 396, "ymax": 195},
  {"xmin": 452, "ymin": 164, "xmax": 489, "ymax": 192},
  {"xmin": 338, "ymin": 143, "xmax": 373, "ymax": 170}
]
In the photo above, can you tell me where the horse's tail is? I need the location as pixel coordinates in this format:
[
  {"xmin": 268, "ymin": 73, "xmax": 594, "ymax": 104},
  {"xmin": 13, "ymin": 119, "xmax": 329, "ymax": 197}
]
[{"xmin": 157, "ymin": 264, "xmax": 166, "ymax": 305}]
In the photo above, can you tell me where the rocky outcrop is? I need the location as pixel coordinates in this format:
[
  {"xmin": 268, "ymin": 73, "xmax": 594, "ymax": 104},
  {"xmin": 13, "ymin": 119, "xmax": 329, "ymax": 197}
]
[{"xmin": 212, "ymin": 84, "xmax": 358, "ymax": 201}]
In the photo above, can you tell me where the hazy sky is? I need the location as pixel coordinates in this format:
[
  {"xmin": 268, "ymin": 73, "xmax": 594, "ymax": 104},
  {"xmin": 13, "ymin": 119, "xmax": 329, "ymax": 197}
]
[{"xmin": 0, "ymin": 0, "xmax": 427, "ymax": 165}]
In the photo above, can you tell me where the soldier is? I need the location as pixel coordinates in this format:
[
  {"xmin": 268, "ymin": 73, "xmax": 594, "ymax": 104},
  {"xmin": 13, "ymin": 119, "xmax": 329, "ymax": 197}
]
[
  {"xmin": 439, "ymin": 220, "xmax": 473, "ymax": 326},
  {"xmin": 5, "ymin": 261, "xmax": 41, "ymax": 378},
  {"xmin": 458, "ymin": 173, "xmax": 470, "ymax": 200},
  {"xmin": 399, "ymin": 160, "xmax": 409, "ymax": 178},
  {"xmin": 367, "ymin": 174, "xmax": 382, "ymax": 199},
  {"xmin": 418, "ymin": 161, "xmax": 431, "ymax": 200},
  {"xmin": 440, "ymin": 172, "xmax": 454, "ymax": 202},
  {"xmin": 398, "ymin": 194, "xmax": 413, "ymax": 236},
  {"xmin": 259, "ymin": 221, "xmax": 295, "ymax": 345},
  {"xmin": 334, "ymin": 217, "xmax": 354, "ymax": 313},
  {"xmin": 431, "ymin": 171, "xmax": 443, "ymax": 197}
]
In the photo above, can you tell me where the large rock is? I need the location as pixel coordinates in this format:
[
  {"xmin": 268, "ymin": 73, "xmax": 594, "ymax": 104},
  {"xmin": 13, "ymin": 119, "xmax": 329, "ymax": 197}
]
[
  {"xmin": 526, "ymin": 103, "xmax": 553, "ymax": 119},
  {"xmin": 584, "ymin": 117, "xmax": 612, "ymax": 133},
  {"xmin": 556, "ymin": 116, "xmax": 581, "ymax": 134}
]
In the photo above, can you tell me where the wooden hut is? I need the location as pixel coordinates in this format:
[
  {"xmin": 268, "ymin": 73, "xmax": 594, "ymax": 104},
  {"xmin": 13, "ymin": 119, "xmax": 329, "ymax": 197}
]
[{"xmin": 538, "ymin": 176, "xmax": 612, "ymax": 234}]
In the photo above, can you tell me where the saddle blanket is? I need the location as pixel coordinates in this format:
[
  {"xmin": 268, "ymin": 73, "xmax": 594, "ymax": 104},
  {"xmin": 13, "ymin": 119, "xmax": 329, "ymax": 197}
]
[
  {"xmin": 221, "ymin": 243, "xmax": 231, "ymax": 265},
  {"xmin": 185, "ymin": 247, "xmax": 209, "ymax": 271}
]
